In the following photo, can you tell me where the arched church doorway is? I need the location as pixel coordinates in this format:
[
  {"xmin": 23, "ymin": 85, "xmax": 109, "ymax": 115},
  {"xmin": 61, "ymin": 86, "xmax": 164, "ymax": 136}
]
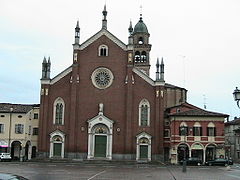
[
  {"xmin": 49, "ymin": 130, "xmax": 65, "ymax": 158},
  {"xmin": 52, "ymin": 135, "xmax": 63, "ymax": 157},
  {"xmin": 136, "ymin": 132, "xmax": 152, "ymax": 161},
  {"xmin": 93, "ymin": 124, "xmax": 109, "ymax": 158},
  {"xmin": 87, "ymin": 103, "xmax": 114, "ymax": 160}
]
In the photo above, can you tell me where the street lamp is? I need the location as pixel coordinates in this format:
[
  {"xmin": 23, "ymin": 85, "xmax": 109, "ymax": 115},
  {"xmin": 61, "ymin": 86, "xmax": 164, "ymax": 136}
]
[
  {"xmin": 8, "ymin": 107, "xmax": 13, "ymax": 153},
  {"xmin": 180, "ymin": 126, "xmax": 187, "ymax": 173},
  {"xmin": 233, "ymin": 87, "xmax": 240, "ymax": 108}
]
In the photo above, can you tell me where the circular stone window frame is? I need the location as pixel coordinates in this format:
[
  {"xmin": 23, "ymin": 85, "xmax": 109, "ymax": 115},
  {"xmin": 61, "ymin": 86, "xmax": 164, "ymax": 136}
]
[{"xmin": 91, "ymin": 67, "xmax": 114, "ymax": 89}]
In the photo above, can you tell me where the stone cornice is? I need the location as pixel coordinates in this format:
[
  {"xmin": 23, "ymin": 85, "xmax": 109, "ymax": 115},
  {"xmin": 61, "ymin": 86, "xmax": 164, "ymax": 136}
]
[
  {"xmin": 170, "ymin": 118, "xmax": 225, "ymax": 122},
  {"xmin": 80, "ymin": 29, "xmax": 127, "ymax": 51},
  {"xmin": 50, "ymin": 66, "xmax": 72, "ymax": 85}
]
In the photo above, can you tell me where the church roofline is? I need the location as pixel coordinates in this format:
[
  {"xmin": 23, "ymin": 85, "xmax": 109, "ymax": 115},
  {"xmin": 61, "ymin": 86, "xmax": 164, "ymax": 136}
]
[
  {"xmin": 167, "ymin": 102, "xmax": 229, "ymax": 118},
  {"xmin": 132, "ymin": 67, "xmax": 165, "ymax": 86},
  {"xmin": 50, "ymin": 66, "xmax": 72, "ymax": 85},
  {"xmin": 79, "ymin": 28, "xmax": 127, "ymax": 51}
]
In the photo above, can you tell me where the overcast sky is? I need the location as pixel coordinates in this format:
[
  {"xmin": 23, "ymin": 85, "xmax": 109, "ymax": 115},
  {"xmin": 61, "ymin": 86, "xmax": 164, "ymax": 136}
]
[{"xmin": 1, "ymin": 0, "xmax": 240, "ymax": 120}]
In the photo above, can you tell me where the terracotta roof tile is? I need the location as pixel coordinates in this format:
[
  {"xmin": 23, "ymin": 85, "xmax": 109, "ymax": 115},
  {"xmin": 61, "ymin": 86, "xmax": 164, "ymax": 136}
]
[{"xmin": 0, "ymin": 103, "xmax": 39, "ymax": 113}]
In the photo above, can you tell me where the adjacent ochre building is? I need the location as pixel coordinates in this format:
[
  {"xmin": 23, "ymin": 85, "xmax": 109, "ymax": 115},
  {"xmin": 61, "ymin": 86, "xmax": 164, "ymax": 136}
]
[
  {"xmin": 38, "ymin": 6, "xmax": 228, "ymax": 163},
  {"xmin": 0, "ymin": 103, "xmax": 39, "ymax": 160}
]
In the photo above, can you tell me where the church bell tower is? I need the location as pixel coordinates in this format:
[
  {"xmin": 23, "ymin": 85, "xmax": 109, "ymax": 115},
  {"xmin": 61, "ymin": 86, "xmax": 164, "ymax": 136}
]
[{"xmin": 132, "ymin": 14, "xmax": 151, "ymax": 75}]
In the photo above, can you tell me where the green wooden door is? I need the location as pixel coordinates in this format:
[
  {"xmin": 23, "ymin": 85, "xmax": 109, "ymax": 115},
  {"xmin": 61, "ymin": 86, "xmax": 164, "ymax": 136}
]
[
  {"xmin": 53, "ymin": 143, "xmax": 62, "ymax": 157},
  {"xmin": 95, "ymin": 136, "xmax": 107, "ymax": 157},
  {"xmin": 140, "ymin": 145, "xmax": 148, "ymax": 159}
]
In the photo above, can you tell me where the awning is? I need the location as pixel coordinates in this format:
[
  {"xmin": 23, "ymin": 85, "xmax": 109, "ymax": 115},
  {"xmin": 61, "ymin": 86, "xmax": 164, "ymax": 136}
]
[
  {"xmin": 191, "ymin": 144, "xmax": 203, "ymax": 150},
  {"xmin": 0, "ymin": 140, "xmax": 8, "ymax": 147}
]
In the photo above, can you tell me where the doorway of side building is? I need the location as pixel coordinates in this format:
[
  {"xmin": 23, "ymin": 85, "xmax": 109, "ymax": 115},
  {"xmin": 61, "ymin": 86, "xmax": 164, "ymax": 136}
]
[
  {"xmin": 94, "ymin": 135, "xmax": 107, "ymax": 157},
  {"xmin": 25, "ymin": 141, "xmax": 31, "ymax": 160},
  {"xmin": 164, "ymin": 147, "xmax": 170, "ymax": 162},
  {"xmin": 11, "ymin": 141, "xmax": 21, "ymax": 161},
  {"xmin": 206, "ymin": 144, "xmax": 216, "ymax": 161},
  {"xmin": 31, "ymin": 146, "xmax": 37, "ymax": 158},
  {"xmin": 191, "ymin": 143, "xmax": 204, "ymax": 162}
]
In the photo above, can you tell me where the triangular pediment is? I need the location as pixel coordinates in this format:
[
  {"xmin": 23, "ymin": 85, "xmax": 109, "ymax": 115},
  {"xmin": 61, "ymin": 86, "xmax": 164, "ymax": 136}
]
[
  {"xmin": 136, "ymin": 132, "xmax": 152, "ymax": 139},
  {"xmin": 87, "ymin": 113, "xmax": 114, "ymax": 124},
  {"xmin": 80, "ymin": 29, "xmax": 127, "ymax": 50},
  {"xmin": 49, "ymin": 129, "xmax": 65, "ymax": 138}
]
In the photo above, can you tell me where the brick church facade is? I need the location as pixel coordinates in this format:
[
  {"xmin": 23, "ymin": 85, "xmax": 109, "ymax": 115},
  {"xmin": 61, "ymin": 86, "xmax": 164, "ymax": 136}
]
[{"xmin": 38, "ymin": 6, "xmax": 227, "ymax": 163}]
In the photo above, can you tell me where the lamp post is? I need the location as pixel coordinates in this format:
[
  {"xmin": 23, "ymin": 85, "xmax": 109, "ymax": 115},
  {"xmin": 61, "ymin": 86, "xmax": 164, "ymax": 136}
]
[
  {"xmin": 180, "ymin": 126, "xmax": 187, "ymax": 173},
  {"xmin": 232, "ymin": 87, "xmax": 240, "ymax": 165},
  {"xmin": 233, "ymin": 87, "xmax": 240, "ymax": 108},
  {"xmin": 8, "ymin": 107, "xmax": 13, "ymax": 153}
]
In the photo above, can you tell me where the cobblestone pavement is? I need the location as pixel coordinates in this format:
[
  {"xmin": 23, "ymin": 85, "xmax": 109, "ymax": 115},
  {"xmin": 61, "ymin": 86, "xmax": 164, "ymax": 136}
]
[{"xmin": 0, "ymin": 162, "xmax": 239, "ymax": 180}]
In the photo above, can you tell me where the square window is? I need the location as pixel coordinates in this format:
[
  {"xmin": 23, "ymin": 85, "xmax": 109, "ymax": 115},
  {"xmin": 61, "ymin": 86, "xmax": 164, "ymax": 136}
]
[
  {"xmin": 34, "ymin": 113, "xmax": 38, "ymax": 119},
  {"xmin": 33, "ymin": 128, "xmax": 38, "ymax": 135},
  {"xmin": 0, "ymin": 124, "xmax": 4, "ymax": 133},
  {"xmin": 15, "ymin": 124, "xmax": 24, "ymax": 134}
]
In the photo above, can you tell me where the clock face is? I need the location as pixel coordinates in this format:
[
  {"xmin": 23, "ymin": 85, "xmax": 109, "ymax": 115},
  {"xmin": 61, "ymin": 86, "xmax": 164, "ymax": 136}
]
[{"xmin": 91, "ymin": 67, "xmax": 114, "ymax": 89}]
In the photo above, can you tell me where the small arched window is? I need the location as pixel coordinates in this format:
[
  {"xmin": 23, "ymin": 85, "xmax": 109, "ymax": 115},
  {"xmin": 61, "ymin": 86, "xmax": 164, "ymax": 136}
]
[
  {"xmin": 207, "ymin": 122, "xmax": 216, "ymax": 136},
  {"xmin": 53, "ymin": 97, "xmax": 65, "ymax": 125},
  {"xmin": 98, "ymin": 45, "xmax": 108, "ymax": 56},
  {"xmin": 134, "ymin": 51, "xmax": 141, "ymax": 62},
  {"xmin": 139, "ymin": 99, "xmax": 150, "ymax": 126},
  {"xmin": 141, "ymin": 51, "xmax": 147, "ymax": 62},
  {"xmin": 193, "ymin": 122, "xmax": 202, "ymax": 136},
  {"xmin": 179, "ymin": 122, "xmax": 188, "ymax": 136},
  {"xmin": 138, "ymin": 37, "xmax": 144, "ymax": 44}
]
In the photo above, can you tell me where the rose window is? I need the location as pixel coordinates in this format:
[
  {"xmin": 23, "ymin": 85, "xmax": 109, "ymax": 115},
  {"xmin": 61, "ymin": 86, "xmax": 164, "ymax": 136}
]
[{"xmin": 91, "ymin": 68, "xmax": 113, "ymax": 89}]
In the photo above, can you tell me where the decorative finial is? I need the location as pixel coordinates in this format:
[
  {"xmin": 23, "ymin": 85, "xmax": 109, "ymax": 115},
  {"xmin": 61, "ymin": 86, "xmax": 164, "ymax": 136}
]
[
  {"xmin": 48, "ymin": 56, "xmax": 51, "ymax": 63},
  {"xmin": 160, "ymin": 57, "xmax": 165, "ymax": 82},
  {"xmin": 140, "ymin": 5, "xmax": 142, "ymax": 17},
  {"xmin": 99, "ymin": 103, "xmax": 104, "ymax": 114},
  {"xmin": 102, "ymin": 4, "xmax": 108, "ymax": 29},
  {"xmin": 156, "ymin": 58, "xmax": 160, "ymax": 81},
  {"xmin": 43, "ymin": 56, "xmax": 47, "ymax": 63},
  {"xmin": 156, "ymin": 58, "xmax": 160, "ymax": 68},
  {"xmin": 128, "ymin": 20, "xmax": 133, "ymax": 34}
]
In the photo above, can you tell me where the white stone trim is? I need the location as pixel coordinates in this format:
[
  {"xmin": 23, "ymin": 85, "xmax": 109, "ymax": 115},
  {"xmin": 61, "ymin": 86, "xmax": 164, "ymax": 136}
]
[
  {"xmin": 138, "ymin": 99, "xmax": 150, "ymax": 126},
  {"xmin": 50, "ymin": 66, "xmax": 72, "ymax": 85},
  {"xmin": 87, "ymin": 108, "xmax": 114, "ymax": 160},
  {"xmin": 91, "ymin": 67, "xmax": 114, "ymax": 89},
  {"xmin": 98, "ymin": 44, "xmax": 109, "ymax": 56},
  {"xmin": 136, "ymin": 132, "xmax": 152, "ymax": 161},
  {"xmin": 133, "ymin": 67, "xmax": 154, "ymax": 86},
  {"xmin": 170, "ymin": 119, "xmax": 225, "ymax": 122},
  {"xmin": 132, "ymin": 67, "xmax": 165, "ymax": 87},
  {"xmin": 49, "ymin": 130, "xmax": 65, "ymax": 158},
  {"xmin": 53, "ymin": 97, "xmax": 65, "ymax": 125},
  {"xmin": 207, "ymin": 122, "xmax": 215, "ymax": 127},
  {"xmin": 80, "ymin": 29, "xmax": 127, "ymax": 51},
  {"xmin": 41, "ymin": 79, "xmax": 50, "ymax": 85}
]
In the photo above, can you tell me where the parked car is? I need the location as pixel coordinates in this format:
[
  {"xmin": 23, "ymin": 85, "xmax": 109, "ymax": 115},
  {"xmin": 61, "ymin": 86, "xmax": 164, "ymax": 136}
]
[
  {"xmin": 0, "ymin": 153, "xmax": 11, "ymax": 162},
  {"xmin": 180, "ymin": 157, "xmax": 203, "ymax": 165},
  {"xmin": 205, "ymin": 158, "xmax": 233, "ymax": 166},
  {"xmin": 0, "ymin": 173, "xmax": 28, "ymax": 180}
]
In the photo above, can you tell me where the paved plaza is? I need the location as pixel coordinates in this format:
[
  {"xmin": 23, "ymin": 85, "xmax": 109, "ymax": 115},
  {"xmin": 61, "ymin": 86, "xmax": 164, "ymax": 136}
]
[{"xmin": 0, "ymin": 162, "xmax": 239, "ymax": 180}]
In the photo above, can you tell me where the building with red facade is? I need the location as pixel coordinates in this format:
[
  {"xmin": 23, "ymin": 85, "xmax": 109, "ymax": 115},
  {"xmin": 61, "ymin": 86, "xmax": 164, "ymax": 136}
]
[
  {"xmin": 165, "ymin": 103, "xmax": 228, "ymax": 164},
  {"xmin": 38, "ymin": 6, "xmax": 228, "ymax": 163}
]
